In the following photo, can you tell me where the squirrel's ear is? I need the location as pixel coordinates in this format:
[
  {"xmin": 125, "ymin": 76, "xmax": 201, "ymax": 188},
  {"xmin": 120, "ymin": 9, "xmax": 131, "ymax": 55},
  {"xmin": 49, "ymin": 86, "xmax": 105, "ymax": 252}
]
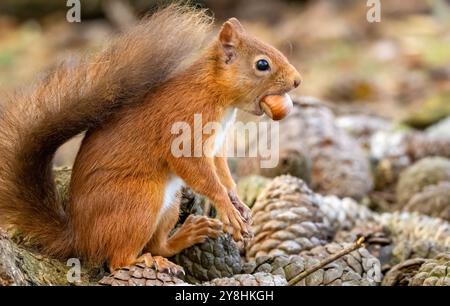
[
  {"xmin": 226, "ymin": 18, "xmax": 245, "ymax": 33},
  {"xmin": 219, "ymin": 18, "xmax": 243, "ymax": 64}
]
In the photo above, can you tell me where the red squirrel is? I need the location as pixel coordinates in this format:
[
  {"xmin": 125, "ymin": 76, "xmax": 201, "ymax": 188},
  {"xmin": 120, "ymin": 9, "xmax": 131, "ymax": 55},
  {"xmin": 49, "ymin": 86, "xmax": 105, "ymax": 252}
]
[{"xmin": 0, "ymin": 4, "xmax": 301, "ymax": 272}]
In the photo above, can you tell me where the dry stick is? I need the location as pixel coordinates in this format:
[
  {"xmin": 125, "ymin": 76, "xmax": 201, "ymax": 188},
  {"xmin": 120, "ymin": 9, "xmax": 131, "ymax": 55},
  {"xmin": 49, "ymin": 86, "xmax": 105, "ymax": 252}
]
[{"xmin": 288, "ymin": 236, "xmax": 366, "ymax": 286}]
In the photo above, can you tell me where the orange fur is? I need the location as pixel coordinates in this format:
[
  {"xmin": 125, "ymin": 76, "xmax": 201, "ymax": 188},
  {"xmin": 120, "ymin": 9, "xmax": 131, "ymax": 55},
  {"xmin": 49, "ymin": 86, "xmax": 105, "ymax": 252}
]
[{"xmin": 0, "ymin": 5, "xmax": 301, "ymax": 270}]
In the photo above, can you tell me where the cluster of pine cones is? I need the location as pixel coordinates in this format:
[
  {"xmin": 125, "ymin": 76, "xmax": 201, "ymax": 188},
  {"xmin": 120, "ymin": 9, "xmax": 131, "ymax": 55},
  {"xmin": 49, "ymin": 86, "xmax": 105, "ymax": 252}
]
[{"xmin": 101, "ymin": 97, "xmax": 450, "ymax": 286}]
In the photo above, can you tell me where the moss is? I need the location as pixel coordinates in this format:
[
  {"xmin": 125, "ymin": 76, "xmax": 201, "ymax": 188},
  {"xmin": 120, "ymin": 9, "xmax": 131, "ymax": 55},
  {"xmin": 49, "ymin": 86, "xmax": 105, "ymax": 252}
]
[
  {"xmin": 403, "ymin": 91, "xmax": 450, "ymax": 129},
  {"xmin": 53, "ymin": 166, "xmax": 72, "ymax": 206},
  {"xmin": 0, "ymin": 230, "xmax": 98, "ymax": 285},
  {"xmin": 396, "ymin": 157, "xmax": 450, "ymax": 205},
  {"xmin": 237, "ymin": 175, "xmax": 271, "ymax": 208}
]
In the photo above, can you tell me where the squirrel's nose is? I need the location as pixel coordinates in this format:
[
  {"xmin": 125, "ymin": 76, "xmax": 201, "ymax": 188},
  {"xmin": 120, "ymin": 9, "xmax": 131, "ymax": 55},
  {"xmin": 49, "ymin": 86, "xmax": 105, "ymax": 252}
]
[{"xmin": 293, "ymin": 78, "xmax": 301, "ymax": 88}]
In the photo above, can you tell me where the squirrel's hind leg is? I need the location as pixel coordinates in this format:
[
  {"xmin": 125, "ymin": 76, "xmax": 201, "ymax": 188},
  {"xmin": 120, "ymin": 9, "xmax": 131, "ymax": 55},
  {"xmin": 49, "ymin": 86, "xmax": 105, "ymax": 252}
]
[
  {"xmin": 145, "ymin": 204, "xmax": 223, "ymax": 258},
  {"xmin": 71, "ymin": 180, "xmax": 164, "ymax": 272}
]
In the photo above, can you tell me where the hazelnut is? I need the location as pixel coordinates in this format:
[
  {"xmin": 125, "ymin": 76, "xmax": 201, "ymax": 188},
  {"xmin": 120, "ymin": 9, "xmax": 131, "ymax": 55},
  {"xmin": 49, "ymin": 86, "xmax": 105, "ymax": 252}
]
[{"xmin": 260, "ymin": 94, "xmax": 293, "ymax": 120}]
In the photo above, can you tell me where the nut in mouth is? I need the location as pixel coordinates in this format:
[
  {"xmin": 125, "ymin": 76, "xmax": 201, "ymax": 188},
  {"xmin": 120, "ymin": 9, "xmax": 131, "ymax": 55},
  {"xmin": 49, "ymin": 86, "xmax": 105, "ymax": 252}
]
[{"xmin": 258, "ymin": 93, "xmax": 293, "ymax": 120}]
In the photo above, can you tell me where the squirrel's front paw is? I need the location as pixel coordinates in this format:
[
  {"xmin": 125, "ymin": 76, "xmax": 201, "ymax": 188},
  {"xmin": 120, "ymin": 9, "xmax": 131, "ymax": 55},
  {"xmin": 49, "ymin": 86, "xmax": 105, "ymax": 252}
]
[
  {"xmin": 228, "ymin": 190, "xmax": 253, "ymax": 226},
  {"xmin": 218, "ymin": 205, "xmax": 252, "ymax": 242}
]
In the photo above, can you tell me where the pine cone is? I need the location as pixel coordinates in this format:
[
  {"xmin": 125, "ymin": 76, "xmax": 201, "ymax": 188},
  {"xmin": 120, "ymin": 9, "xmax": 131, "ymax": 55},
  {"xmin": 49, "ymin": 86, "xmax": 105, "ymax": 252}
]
[
  {"xmin": 379, "ymin": 212, "xmax": 450, "ymax": 263},
  {"xmin": 244, "ymin": 243, "xmax": 381, "ymax": 286},
  {"xmin": 203, "ymin": 272, "xmax": 287, "ymax": 286},
  {"xmin": 177, "ymin": 188, "xmax": 243, "ymax": 284},
  {"xmin": 371, "ymin": 130, "xmax": 450, "ymax": 192},
  {"xmin": 426, "ymin": 117, "xmax": 450, "ymax": 140},
  {"xmin": 285, "ymin": 97, "xmax": 373, "ymax": 199},
  {"xmin": 237, "ymin": 175, "xmax": 271, "ymax": 208},
  {"xmin": 179, "ymin": 187, "xmax": 215, "ymax": 223},
  {"xmin": 242, "ymin": 255, "xmax": 307, "ymax": 281},
  {"xmin": 373, "ymin": 156, "xmax": 411, "ymax": 193},
  {"xmin": 333, "ymin": 223, "xmax": 393, "ymax": 268},
  {"xmin": 319, "ymin": 195, "xmax": 377, "ymax": 232},
  {"xmin": 385, "ymin": 253, "xmax": 450, "ymax": 286},
  {"xmin": 382, "ymin": 258, "xmax": 427, "ymax": 286},
  {"xmin": 234, "ymin": 149, "xmax": 311, "ymax": 184},
  {"xmin": 171, "ymin": 235, "xmax": 242, "ymax": 284},
  {"xmin": 396, "ymin": 157, "xmax": 450, "ymax": 205},
  {"xmin": 98, "ymin": 264, "xmax": 187, "ymax": 286},
  {"xmin": 299, "ymin": 242, "xmax": 382, "ymax": 286},
  {"xmin": 408, "ymin": 253, "xmax": 450, "ymax": 286},
  {"xmin": 336, "ymin": 114, "xmax": 392, "ymax": 150},
  {"xmin": 403, "ymin": 182, "xmax": 450, "ymax": 221},
  {"xmin": 336, "ymin": 212, "xmax": 450, "ymax": 268},
  {"xmin": 258, "ymin": 149, "xmax": 311, "ymax": 183},
  {"xmin": 246, "ymin": 175, "xmax": 333, "ymax": 260},
  {"xmin": 370, "ymin": 130, "xmax": 411, "ymax": 163},
  {"xmin": 405, "ymin": 133, "xmax": 450, "ymax": 161},
  {"xmin": 370, "ymin": 130, "xmax": 412, "ymax": 191}
]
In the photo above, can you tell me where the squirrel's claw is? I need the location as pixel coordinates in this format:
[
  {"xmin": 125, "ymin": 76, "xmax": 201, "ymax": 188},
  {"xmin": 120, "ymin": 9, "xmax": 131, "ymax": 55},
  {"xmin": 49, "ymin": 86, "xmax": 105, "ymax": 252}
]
[
  {"xmin": 220, "ymin": 204, "xmax": 253, "ymax": 242},
  {"xmin": 228, "ymin": 190, "xmax": 253, "ymax": 225},
  {"xmin": 136, "ymin": 254, "xmax": 185, "ymax": 277}
]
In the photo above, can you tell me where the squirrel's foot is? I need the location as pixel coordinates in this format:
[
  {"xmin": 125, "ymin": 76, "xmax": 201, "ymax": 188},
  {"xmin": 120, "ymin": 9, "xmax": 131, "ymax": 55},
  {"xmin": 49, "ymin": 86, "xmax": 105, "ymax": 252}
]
[
  {"xmin": 144, "ymin": 216, "xmax": 223, "ymax": 259},
  {"xmin": 136, "ymin": 253, "xmax": 185, "ymax": 276},
  {"xmin": 184, "ymin": 215, "xmax": 223, "ymax": 242}
]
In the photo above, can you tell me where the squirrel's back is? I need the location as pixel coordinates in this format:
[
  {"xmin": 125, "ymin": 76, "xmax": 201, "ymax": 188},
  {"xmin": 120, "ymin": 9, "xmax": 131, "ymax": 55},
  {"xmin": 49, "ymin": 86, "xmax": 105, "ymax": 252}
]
[{"xmin": 0, "ymin": 4, "xmax": 212, "ymax": 257}]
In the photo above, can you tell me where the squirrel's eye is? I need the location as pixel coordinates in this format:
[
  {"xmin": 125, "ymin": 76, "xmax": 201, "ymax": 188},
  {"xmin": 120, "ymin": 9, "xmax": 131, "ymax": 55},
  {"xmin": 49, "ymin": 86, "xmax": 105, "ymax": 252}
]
[{"xmin": 256, "ymin": 59, "xmax": 270, "ymax": 71}]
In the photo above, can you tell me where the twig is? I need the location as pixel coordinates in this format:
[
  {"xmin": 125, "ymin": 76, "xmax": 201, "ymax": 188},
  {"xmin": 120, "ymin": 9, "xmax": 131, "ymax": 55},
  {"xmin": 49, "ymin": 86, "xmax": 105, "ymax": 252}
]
[{"xmin": 288, "ymin": 236, "xmax": 366, "ymax": 286}]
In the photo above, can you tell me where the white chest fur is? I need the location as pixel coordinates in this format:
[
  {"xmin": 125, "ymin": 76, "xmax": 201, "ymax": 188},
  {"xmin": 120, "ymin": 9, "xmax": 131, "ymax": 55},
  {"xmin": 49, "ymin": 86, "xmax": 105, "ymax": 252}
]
[
  {"xmin": 213, "ymin": 108, "xmax": 237, "ymax": 156},
  {"xmin": 161, "ymin": 175, "xmax": 184, "ymax": 215}
]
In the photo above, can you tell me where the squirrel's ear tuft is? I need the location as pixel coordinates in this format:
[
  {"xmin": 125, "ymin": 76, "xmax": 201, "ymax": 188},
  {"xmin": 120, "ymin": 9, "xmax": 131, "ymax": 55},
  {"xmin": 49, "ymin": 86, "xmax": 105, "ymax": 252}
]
[
  {"xmin": 219, "ymin": 18, "xmax": 243, "ymax": 64},
  {"xmin": 226, "ymin": 18, "xmax": 245, "ymax": 33}
]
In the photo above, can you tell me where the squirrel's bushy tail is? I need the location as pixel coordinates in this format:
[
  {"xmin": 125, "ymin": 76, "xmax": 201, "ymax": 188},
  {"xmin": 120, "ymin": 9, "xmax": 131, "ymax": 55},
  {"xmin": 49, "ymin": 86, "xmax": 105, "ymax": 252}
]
[{"xmin": 0, "ymin": 4, "xmax": 212, "ymax": 257}]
